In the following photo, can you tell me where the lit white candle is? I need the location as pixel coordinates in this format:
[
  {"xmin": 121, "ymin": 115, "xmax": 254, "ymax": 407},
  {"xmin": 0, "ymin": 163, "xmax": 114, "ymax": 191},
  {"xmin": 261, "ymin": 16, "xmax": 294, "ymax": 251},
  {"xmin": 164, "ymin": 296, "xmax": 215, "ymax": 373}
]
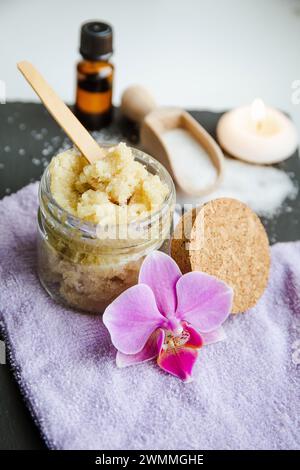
[{"xmin": 216, "ymin": 99, "xmax": 298, "ymax": 164}]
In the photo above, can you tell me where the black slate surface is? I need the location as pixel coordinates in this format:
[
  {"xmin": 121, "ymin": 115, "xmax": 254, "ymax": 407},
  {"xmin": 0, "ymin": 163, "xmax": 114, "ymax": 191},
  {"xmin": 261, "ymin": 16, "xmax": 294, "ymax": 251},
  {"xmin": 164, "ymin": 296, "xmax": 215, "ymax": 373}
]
[{"xmin": 0, "ymin": 103, "xmax": 299, "ymax": 450}]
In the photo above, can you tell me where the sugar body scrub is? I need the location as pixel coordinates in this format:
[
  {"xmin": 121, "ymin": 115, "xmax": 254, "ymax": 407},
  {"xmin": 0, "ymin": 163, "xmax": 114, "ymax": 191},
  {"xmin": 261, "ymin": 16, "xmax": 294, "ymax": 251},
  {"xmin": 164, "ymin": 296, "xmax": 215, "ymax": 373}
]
[{"xmin": 37, "ymin": 143, "xmax": 175, "ymax": 313}]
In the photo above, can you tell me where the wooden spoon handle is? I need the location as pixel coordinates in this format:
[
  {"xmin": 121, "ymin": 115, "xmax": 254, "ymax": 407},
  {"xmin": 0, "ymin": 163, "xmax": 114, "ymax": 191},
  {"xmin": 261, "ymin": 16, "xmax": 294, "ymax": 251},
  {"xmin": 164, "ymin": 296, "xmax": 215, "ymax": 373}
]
[
  {"xmin": 121, "ymin": 85, "xmax": 157, "ymax": 123},
  {"xmin": 17, "ymin": 61, "xmax": 104, "ymax": 163}
]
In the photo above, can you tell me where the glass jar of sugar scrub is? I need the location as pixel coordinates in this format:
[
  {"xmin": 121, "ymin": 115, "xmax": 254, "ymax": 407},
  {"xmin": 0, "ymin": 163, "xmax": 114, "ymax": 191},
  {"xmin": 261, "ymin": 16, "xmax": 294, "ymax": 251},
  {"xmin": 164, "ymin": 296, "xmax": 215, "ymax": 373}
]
[{"xmin": 37, "ymin": 143, "xmax": 175, "ymax": 313}]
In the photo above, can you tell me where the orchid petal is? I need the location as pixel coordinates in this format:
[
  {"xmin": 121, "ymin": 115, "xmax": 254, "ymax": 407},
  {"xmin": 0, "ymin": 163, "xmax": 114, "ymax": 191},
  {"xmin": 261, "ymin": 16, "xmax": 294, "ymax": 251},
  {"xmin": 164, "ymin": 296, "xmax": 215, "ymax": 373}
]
[
  {"xmin": 103, "ymin": 284, "xmax": 165, "ymax": 355},
  {"xmin": 182, "ymin": 322, "xmax": 203, "ymax": 349},
  {"xmin": 139, "ymin": 251, "xmax": 181, "ymax": 317},
  {"xmin": 158, "ymin": 347, "xmax": 198, "ymax": 382},
  {"xmin": 116, "ymin": 329, "xmax": 165, "ymax": 368},
  {"xmin": 201, "ymin": 326, "xmax": 226, "ymax": 345},
  {"xmin": 175, "ymin": 272, "xmax": 233, "ymax": 332}
]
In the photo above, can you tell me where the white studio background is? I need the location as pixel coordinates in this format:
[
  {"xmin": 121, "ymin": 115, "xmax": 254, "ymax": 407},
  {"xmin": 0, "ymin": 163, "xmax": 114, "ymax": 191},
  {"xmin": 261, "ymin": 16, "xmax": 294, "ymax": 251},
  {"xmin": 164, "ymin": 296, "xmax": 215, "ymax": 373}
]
[{"xmin": 1, "ymin": 0, "xmax": 300, "ymax": 130}]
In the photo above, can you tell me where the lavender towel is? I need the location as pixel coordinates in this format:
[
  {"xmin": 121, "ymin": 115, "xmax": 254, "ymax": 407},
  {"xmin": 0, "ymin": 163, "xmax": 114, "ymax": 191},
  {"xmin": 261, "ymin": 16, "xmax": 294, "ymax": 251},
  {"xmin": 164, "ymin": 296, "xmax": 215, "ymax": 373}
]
[{"xmin": 0, "ymin": 183, "xmax": 299, "ymax": 450}]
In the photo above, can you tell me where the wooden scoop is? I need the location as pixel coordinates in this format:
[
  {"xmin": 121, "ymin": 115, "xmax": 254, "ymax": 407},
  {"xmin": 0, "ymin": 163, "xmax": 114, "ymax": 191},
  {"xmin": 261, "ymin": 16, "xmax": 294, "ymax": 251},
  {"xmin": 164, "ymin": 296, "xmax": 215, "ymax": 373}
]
[
  {"xmin": 17, "ymin": 61, "xmax": 104, "ymax": 163},
  {"xmin": 121, "ymin": 85, "xmax": 224, "ymax": 196}
]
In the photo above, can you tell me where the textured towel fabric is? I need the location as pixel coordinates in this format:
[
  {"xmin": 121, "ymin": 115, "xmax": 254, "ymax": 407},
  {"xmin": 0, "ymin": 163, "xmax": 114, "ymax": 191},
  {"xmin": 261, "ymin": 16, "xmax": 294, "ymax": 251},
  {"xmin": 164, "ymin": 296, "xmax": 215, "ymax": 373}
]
[{"xmin": 0, "ymin": 183, "xmax": 299, "ymax": 450}]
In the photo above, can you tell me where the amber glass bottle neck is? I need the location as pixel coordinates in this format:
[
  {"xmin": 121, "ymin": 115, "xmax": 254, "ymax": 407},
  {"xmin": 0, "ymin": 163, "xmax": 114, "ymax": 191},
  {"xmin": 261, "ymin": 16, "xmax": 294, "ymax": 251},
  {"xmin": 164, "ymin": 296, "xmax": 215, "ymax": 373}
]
[{"xmin": 81, "ymin": 52, "xmax": 112, "ymax": 62}]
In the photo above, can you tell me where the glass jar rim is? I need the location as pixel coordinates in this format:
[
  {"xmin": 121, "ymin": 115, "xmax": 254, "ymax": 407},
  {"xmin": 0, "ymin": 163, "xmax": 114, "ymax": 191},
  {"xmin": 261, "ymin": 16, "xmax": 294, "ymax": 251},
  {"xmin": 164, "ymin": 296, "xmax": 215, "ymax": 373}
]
[{"xmin": 39, "ymin": 144, "xmax": 176, "ymax": 238}]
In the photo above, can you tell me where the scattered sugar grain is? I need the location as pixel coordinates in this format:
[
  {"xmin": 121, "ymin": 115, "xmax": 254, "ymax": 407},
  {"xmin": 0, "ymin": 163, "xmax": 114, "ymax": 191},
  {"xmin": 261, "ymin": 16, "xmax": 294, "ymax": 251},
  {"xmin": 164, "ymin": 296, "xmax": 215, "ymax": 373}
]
[
  {"xmin": 51, "ymin": 136, "xmax": 61, "ymax": 146},
  {"xmin": 31, "ymin": 130, "xmax": 44, "ymax": 141},
  {"xmin": 42, "ymin": 147, "xmax": 53, "ymax": 157}
]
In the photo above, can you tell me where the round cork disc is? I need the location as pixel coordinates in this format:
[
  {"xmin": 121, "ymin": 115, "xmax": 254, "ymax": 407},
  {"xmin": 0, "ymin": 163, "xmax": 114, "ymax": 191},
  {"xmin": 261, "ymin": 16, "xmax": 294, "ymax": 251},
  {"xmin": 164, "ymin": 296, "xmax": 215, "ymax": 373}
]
[
  {"xmin": 171, "ymin": 198, "xmax": 270, "ymax": 314},
  {"xmin": 190, "ymin": 198, "xmax": 270, "ymax": 313}
]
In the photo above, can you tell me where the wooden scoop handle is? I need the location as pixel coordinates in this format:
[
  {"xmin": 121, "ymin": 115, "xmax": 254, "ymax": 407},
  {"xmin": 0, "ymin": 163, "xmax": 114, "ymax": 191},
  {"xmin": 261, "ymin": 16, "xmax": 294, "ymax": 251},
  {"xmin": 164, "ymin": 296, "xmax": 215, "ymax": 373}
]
[
  {"xmin": 121, "ymin": 85, "xmax": 157, "ymax": 123},
  {"xmin": 17, "ymin": 61, "xmax": 104, "ymax": 163}
]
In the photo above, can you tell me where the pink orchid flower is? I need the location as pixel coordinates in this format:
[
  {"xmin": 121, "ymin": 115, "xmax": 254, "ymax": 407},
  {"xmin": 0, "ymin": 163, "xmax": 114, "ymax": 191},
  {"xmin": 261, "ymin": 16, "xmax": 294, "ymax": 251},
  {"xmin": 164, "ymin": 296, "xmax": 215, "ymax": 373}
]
[{"xmin": 103, "ymin": 251, "xmax": 233, "ymax": 382}]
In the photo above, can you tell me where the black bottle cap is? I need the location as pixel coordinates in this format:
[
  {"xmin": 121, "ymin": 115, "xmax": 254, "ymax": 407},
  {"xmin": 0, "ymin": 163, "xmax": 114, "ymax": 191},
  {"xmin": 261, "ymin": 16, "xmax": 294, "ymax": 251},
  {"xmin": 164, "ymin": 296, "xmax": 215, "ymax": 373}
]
[{"xmin": 80, "ymin": 21, "xmax": 113, "ymax": 60}]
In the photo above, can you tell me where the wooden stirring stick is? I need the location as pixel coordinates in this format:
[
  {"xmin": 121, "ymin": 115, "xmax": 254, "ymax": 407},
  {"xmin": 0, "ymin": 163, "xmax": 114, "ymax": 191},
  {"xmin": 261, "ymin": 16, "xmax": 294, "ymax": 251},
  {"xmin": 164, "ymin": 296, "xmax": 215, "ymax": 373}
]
[{"xmin": 17, "ymin": 61, "xmax": 104, "ymax": 163}]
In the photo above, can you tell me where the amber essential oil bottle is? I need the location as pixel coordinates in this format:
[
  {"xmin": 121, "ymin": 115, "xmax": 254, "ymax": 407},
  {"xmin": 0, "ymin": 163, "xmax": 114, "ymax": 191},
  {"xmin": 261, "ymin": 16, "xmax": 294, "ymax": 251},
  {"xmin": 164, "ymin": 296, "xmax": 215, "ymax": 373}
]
[{"xmin": 75, "ymin": 21, "xmax": 114, "ymax": 130}]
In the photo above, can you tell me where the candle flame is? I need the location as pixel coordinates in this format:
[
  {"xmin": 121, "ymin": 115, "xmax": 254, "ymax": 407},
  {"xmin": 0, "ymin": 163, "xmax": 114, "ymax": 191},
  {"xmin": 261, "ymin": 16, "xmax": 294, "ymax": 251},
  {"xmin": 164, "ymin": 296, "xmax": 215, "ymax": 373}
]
[{"xmin": 251, "ymin": 98, "xmax": 266, "ymax": 127}]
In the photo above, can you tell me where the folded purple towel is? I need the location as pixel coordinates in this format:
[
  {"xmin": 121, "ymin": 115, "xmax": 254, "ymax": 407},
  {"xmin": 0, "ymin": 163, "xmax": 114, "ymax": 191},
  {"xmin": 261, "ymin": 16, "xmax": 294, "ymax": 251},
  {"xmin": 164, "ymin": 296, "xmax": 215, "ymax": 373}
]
[{"xmin": 0, "ymin": 183, "xmax": 299, "ymax": 450}]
